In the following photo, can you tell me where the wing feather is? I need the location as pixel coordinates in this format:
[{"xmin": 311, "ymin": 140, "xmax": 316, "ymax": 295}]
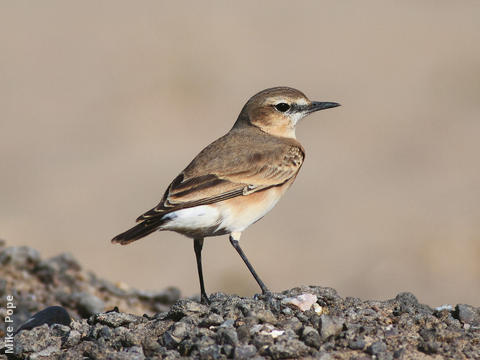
[{"xmin": 137, "ymin": 131, "xmax": 304, "ymax": 222}]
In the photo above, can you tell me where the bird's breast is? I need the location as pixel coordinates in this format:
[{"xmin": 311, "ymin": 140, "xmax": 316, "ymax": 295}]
[{"xmin": 215, "ymin": 179, "xmax": 294, "ymax": 234}]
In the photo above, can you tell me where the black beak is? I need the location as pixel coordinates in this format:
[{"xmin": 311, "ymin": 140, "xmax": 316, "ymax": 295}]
[{"xmin": 306, "ymin": 101, "xmax": 341, "ymax": 114}]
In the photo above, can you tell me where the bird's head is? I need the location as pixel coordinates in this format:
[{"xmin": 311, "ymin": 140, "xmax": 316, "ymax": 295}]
[{"xmin": 234, "ymin": 87, "xmax": 340, "ymax": 138}]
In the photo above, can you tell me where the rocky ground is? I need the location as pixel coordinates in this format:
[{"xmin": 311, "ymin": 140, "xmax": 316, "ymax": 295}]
[{"xmin": 1, "ymin": 241, "xmax": 479, "ymax": 359}]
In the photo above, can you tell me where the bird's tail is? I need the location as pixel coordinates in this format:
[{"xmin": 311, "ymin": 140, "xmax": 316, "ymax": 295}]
[{"xmin": 112, "ymin": 217, "xmax": 166, "ymax": 245}]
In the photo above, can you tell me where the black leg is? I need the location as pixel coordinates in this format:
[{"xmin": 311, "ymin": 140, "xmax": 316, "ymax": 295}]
[
  {"xmin": 194, "ymin": 238, "xmax": 210, "ymax": 304},
  {"xmin": 229, "ymin": 235, "xmax": 270, "ymax": 294}
]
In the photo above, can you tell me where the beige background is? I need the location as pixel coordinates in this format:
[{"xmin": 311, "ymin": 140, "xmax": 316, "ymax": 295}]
[{"xmin": 1, "ymin": 1, "xmax": 479, "ymax": 306}]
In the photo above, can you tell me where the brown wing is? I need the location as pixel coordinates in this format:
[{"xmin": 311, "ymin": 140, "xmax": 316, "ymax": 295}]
[{"xmin": 137, "ymin": 130, "xmax": 304, "ymax": 221}]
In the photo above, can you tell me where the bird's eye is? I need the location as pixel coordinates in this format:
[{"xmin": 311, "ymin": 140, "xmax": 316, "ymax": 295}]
[{"xmin": 274, "ymin": 103, "xmax": 291, "ymax": 112}]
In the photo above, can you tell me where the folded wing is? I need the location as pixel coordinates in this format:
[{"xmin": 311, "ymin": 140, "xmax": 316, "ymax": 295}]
[{"xmin": 137, "ymin": 133, "xmax": 304, "ymax": 222}]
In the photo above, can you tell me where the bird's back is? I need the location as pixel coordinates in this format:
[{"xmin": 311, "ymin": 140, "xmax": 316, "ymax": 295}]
[{"xmin": 183, "ymin": 126, "xmax": 304, "ymax": 179}]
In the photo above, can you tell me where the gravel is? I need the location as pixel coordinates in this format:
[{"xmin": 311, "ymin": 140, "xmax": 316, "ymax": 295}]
[
  {"xmin": 0, "ymin": 242, "xmax": 180, "ymax": 334},
  {"xmin": 1, "ymin": 242, "xmax": 479, "ymax": 359}
]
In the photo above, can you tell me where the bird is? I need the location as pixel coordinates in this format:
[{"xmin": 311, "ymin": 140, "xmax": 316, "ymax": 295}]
[{"xmin": 112, "ymin": 87, "xmax": 340, "ymax": 304}]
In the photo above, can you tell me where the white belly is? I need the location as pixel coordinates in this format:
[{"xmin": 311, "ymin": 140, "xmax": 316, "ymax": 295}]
[
  {"xmin": 159, "ymin": 187, "xmax": 283, "ymax": 238},
  {"xmin": 160, "ymin": 206, "xmax": 222, "ymax": 238}
]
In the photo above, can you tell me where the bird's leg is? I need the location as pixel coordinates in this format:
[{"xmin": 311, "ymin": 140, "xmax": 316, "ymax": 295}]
[
  {"xmin": 193, "ymin": 238, "xmax": 210, "ymax": 304},
  {"xmin": 229, "ymin": 233, "xmax": 270, "ymax": 294}
]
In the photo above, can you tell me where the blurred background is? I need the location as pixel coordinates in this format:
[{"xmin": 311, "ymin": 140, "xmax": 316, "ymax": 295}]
[{"xmin": 1, "ymin": 1, "xmax": 479, "ymax": 306}]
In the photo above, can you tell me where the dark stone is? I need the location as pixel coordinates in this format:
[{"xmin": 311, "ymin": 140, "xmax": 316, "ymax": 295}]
[
  {"xmin": 296, "ymin": 312, "xmax": 309, "ymax": 324},
  {"xmin": 163, "ymin": 322, "xmax": 192, "ymax": 348},
  {"xmin": 393, "ymin": 348, "xmax": 405, "ymax": 358},
  {"xmin": 199, "ymin": 344, "xmax": 224, "ymax": 360},
  {"xmin": 14, "ymin": 306, "xmax": 71, "ymax": 334},
  {"xmin": 395, "ymin": 292, "xmax": 419, "ymax": 305},
  {"xmin": 252, "ymin": 334, "xmax": 275, "ymax": 349},
  {"xmin": 217, "ymin": 327, "xmax": 239, "ymax": 346},
  {"xmin": 319, "ymin": 315, "xmax": 344, "ymax": 339},
  {"xmin": 268, "ymin": 339, "xmax": 309, "ymax": 359},
  {"xmin": 312, "ymin": 286, "xmax": 340, "ymax": 306},
  {"xmin": 418, "ymin": 328, "xmax": 435, "ymax": 342},
  {"xmin": 12, "ymin": 324, "xmax": 62, "ymax": 357},
  {"xmin": 168, "ymin": 299, "xmax": 210, "ymax": 320},
  {"xmin": 348, "ymin": 339, "xmax": 366, "ymax": 350},
  {"xmin": 200, "ymin": 313, "xmax": 224, "ymax": 327},
  {"xmin": 393, "ymin": 292, "xmax": 433, "ymax": 316},
  {"xmin": 301, "ymin": 326, "xmax": 321, "ymax": 349},
  {"xmin": 65, "ymin": 329, "xmax": 82, "ymax": 347},
  {"xmin": 161, "ymin": 349, "xmax": 181, "ymax": 360},
  {"xmin": 178, "ymin": 338, "xmax": 196, "ymax": 356},
  {"xmin": 142, "ymin": 336, "xmax": 162, "ymax": 355},
  {"xmin": 279, "ymin": 317, "xmax": 303, "ymax": 334},
  {"xmin": 454, "ymin": 304, "xmax": 480, "ymax": 325},
  {"xmin": 418, "ymin": 340, "xmax": 440, "ymax": 354},
  {"xmin": 115, "ymin": 325, "xmax": 139, "ymax": 347},
  {"xmin": 93, "ymin": 311, "xmax": 142, "ymax": 327},
  {"xmin": 367, "ymin": 340, "xmax": 387, "ymax": 355},
  {"xmin": 98, "ymin": 326, "xmax": 111, "ymax": 339},
  {"xmin": 222, "ymin": 344, "xmax": 234, "ymax": 357},
  {"xmin": 236, "ymin": 324, "xmax": 251, "ymax": 344},
  {"xmin": 234, "ymin": 344, "xmax": 257, "ymax": 359},
  {"xmin": 252, "ymin": 309, "xmax": 277, "ymax": 324}
]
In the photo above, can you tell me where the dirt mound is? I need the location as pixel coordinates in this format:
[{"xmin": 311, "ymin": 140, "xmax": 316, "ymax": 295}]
[{"xmin": 1, "ymin": 242, "xmax": 479, "ymax": 359}]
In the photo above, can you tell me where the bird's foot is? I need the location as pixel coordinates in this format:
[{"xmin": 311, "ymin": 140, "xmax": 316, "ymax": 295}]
[
  {"xmin": 200, "ymin": 293, "xmax": 211, "ymax": 305},
  {"xmin": 254, "ymin": 289, "xmax": 273, "ymax": 302}
]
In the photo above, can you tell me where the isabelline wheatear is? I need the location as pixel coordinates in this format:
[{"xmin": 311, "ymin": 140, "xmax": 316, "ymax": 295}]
[{"xmin": 113, "ymin": 87, "xmax": 340, "ymax": 303}]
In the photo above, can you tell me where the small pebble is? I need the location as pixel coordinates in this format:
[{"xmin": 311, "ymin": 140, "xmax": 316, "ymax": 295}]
[
  {"xmin": 234, "ymin": 344, "xmax": 257, "ymax": 359},
  {"xmin": 313, "ymin": 303, "xmax": 324, "ymax": 315},
  {"xmin": 319, "ymin": 314, "xmax": 344, "ymax": 339},
  {"xmin": 368, "ymin": 340, "xmax": 388, "ymax": 355},
  {"xmin": 302, "ymin": 326, "xmax": 321, "ymax": 349},
  {"xmin": 281, "ymin": 293, "xmax": 318, "ymax": 311},
  {"xmin": 455, "ymin": 304, "xmax": 480, "ymax": 325}
]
